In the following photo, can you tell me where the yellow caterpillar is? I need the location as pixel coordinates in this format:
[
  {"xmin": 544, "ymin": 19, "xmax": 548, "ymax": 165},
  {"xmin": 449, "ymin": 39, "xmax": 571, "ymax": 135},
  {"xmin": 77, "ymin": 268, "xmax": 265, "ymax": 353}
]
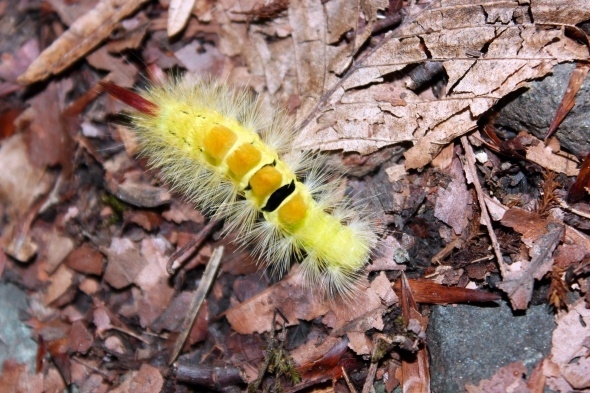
[{"xmin": 100, "ymin": 76, "xmax": 376, "ymax": 296}]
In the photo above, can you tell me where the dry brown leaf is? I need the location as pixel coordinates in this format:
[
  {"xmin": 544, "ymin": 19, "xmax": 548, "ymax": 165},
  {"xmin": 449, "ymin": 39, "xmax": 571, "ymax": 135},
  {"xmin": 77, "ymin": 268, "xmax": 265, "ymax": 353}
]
[
  {"xmin": 102, "ymin": 237, "xmax": 146, "ymax": 289},
  {"xmin": 224, "ymin": 266, "xmax": 328, "ymax": 334},
  {"xmin": 18, "ymin": 79, "xmax": 75, "ymax": 172},
  {"xmin": 105, "ymin": 175, "xmax": 172, "ymax": 208},
  {"xmin": 46, "ymin": 0, "xmax": 97, "ymax": 25},
  {"xmin": 545, "ymin": 63, "xmax": 590, "ymax": 139},
  {"xmin": 501, "ymin": 207, "xmax": 549, "ymax": 246},
  {"xmin": 43, "ymin": 264, "xmax": 75, "ymax": 306},
  {"xmin": 526, "ymin": 139, "xmax": 580, "ymax": 177},
  {"xmin": 70, "ymin": 360, "xmax": 108, "ymax": 391},
  {"xmin": 104, "ymin": 336, "xmax": 126, "ymax": 355},
  {"xmin": 168, "ymin": 0, "xmax": 197, "ymax": 37},
  {"xmin": 392, "ymin": 279, "xmax": 500, "ymax": 304},
  {"xmin": 498, "ymin": 223, "xmax": 564, "ymax": 310},
  {"xmin": 399, "ymin": 273, "xmax": 430, "ymax": 393},
  {"xmin": 0, "ymin": 134, "xmax": 55, "ymax": 260},
  {"xmin": 162, "ymin": 200, "xmax": 206, "ymax": 224},
  {"xmin": 225, "ymin": 268, "xmax": 396, "ymax": 334},
  {"xmin": 287, "ymin": 0, "xmax": 589, "ymax": 169},
  {"xmin": 17, "ymin": 0, "xmax": 149, "ymax": 84},
  {"xmin": 110, "ymin": 364, "xmax": 164, "ymax": 393},
  {"xmin": 465, "ymin": 361, "xmax": 529, "ymax": 393},
  {"xmin": 527, "ymin": 360, "xmax": 547, "ymax": 393},
  {"xmin": 544, "ymin": 298, "xmax": 590, "ymax": 391},
  {"xmin": 0, "ymin": 39, "xmax": 39, "ymax": 84},
  {"xmin": 69, "ymin": 320, "xmax": 94, "ymax": 355},
  {"xmin": 327, "ymin": 272, "xmax": 398, "ymax": 333},
  {"xmin": 37, "ymin": 226, "xmax": 75, "ymax": 275},
  {"xmin": 568, "ymin": 153, "xmax": 590, "ymax": 203},
  {"xmin": 434, "ymin": 155, "xmax": 472, "ymax": 235},
  {"xmin": 174, "ymin": 41, "xmax": 226, "ymax": 75},
  {"xmin": 134, "ymin": 237, "xmax": 175, "ymax": 328},
  {"xmin": 0, "ymin": 361, "xmax": 43, "ymax": 393},
  {"xmin": 291, "ymin": 336, "xmax": 349, "ymax": 379},
  {"xmin": 65, "ymin": 244, "xmax": 105, "ymax": 276},
  {"xmin": 86, "ymin": 47, "xmax": 138, "ymax": 87},
  {"xmin": 368, "ymin": 234, "xmax": 410, "ymax": 271}
]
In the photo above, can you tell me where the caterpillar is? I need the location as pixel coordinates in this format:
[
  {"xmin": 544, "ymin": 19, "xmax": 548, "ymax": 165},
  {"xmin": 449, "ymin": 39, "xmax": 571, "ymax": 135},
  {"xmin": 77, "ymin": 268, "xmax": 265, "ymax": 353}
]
[{"xmin": 100, "ymin": 76, "xmax": 377, "ymax": 297}]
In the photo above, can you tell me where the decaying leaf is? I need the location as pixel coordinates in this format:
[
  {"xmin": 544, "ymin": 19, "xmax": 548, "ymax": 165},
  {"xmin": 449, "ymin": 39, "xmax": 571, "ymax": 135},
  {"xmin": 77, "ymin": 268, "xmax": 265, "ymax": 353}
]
[
  {"xmin": 568, "ymin": 153, "xmax": 590, "ymax": 203},
  {"xmin": 465, "ymin": 361, "xmax": 528, "ymax": 393},
  {"xmin": 434, "ymin": 155, "xmax": 472, "ymax": 235},
  {"xmin": 498, "ymin": 223, "xmax": 564, "ymax": 310},
  {"xmin": 291, "ymin": 0, "xmax": 589, "ymax": 169},
  {"xmin": 545, "ymin": 62, "xmax": 590, "ymax": 139},
  {"xmin": 544, "ymin": 299, "xmax": 590, "ymax": 391},
  {"xmin": 392, "ymin": 279, "xmax": 500, "ymax": 304},
  {"xmin": 225, "ymin": 268, "xmax": 397, "ymax": 335},
  {"xmin": 17, "ymin": 0, "xmax": 149, "ymax": 84},
  {"xmin": 168, "ymin": 0, "xmax": 197, "ymax": 37},
  {"xmin": 110, "ymin": 364, "xmax": 164, "ymax": 393},
  {"xmin": 399, "ymin": 273, "xmax": 430, "ymax": 393}
]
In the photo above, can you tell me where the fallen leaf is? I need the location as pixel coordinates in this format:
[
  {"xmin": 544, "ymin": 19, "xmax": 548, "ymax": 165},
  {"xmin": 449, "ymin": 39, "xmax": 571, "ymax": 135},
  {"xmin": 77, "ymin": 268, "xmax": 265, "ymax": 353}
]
[
  {"xmin": 0, "ymin": 39, "xmax": 39, "ymax": 83},
  {"xmin": 0, "ymin": 360, "xmax": 43, "ymax": 393},
  {"xmin": 106, "ymin": 176, "xmax": 172, "ymax": 208},
  {"xmin": 498, "ymin": 223, "xmax": 564, "ymax": 310},
  {"xmin": 17, "ymin": 0, "xmax": 150, "ymax": 84},
  {"xmin": 392, "ymin": 279, "xmax": 500, "ymax": 304},
  {"xmin": 19, "ymin": 79, "xmax": 76, "ymax": 173},
  {"xmin": 104, "ymin": 335, "xmax": 126, "ymax": 354},
  {"xmin": 567, "ymin": 153, "xmax": 590, "ymax": 203},
  {"xmin": 102, "ymin": 237, "xmax": 145, "ymax": 289},
  {"xmin": 290, "ymin": 0, "xmax": 589, "ymax": 169},
  {"xmin": 399, "ymin": 273, "xmax": 430, "ymax": 393},
  {"xmin": 38, "ymin": 227, "xmax": 75, "ymax": 274},
  {"xmin": 65, "ymin": 244, "xmax": 104, "ymax": 275},
  {"xmin": 111, "ymin": 363, "xmax": 164, "ymax": 393},
  {"xmin": 69, "ymin": 320, "xmax": 94, "ymax": 354},
  {"xmin": 43, "ymin": 265, "xmax": 75, "ymax": 306},
  {"xmin": 434, "ymin": 155, "xmax": 472, "ymax": 235},
  {"xmin": 526, "ymin": 138, "xmax": 579, "ymax": 177},
  {"xmin": 545, "ymin": 63, "xmax": 590, "ymax": 139},
  {"xmin": 501, "ymin": 207, "xmax": 549, "ymax": 246},
  {"xmin": 45, "ymin": 336, "xmax": 71, "ymax": 384},
  {"xmin": 544, "ymin": 298, "xmax": 590, "ymax": 391},
  {"xmin": 0, "ymin": 134, "xmax": 54, "ymax": 219},
  {"xmin": 293, "ymin": 336, "xmax": 358, "ymax": 382},
  {"xmin": 465, "ymin": 361, "xmax": 528, "ymax": 393},
  {"xmin": 134, "ymin": 237, "xmax": 175, "ymax": 328},
  {"xmin": 168, "ymin": 0, "xmax": 196, "ymax": 37},
  {"xmin": 225, "ymin": 268, "xmax": 397, "ymax": 334}
]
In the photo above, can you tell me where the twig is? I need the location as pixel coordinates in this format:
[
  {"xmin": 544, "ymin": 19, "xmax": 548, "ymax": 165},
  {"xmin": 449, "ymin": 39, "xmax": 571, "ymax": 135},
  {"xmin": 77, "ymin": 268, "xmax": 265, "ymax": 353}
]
[
  {"xmin": 361, "ymin": 362, "xmax": 378, "ymax": 393},
  {"xmin": 559, "ymin": 199, "xmax": 590, "ymax": 220},
  {"xmin": 169, "ymin": 246, "xmax": 224, "ymax": 364},
  {"xmin": 71, "ymin": 357, "xmax": 111, "ymax": 379},
  {"xmin": 460, "ymin": 136, "xmax": 507, "ymax": 277},
  {"xmin": 110, "ymin": 325, "xmax": 149, "ymax": 344},
  {"xmin": 342, "ymin": 366, "xmax": 358, "ymax": 393},
  {"xmin": 167, "ymin": 219, "xmax": 220, "ymax": 275}
]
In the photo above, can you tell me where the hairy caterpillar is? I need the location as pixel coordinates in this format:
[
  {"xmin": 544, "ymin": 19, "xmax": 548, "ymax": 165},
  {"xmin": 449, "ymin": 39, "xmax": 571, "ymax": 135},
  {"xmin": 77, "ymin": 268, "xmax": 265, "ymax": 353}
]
[{"xmin": 100, "ymin": 76, "xmax": 376, "ymax": 296}]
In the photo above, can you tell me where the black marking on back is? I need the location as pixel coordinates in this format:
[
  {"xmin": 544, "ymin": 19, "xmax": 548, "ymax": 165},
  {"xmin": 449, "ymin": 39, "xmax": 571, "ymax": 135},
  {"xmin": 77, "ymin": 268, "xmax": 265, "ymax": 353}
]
[{"xmin": 262, "ymin": 180, "xmax": 296, "ymax": 212}]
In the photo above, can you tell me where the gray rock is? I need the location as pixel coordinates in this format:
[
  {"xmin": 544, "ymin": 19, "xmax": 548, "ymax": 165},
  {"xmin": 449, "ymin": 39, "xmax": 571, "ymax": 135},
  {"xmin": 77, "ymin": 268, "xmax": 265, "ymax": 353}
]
[
  {"xmin": 0, "ymin": 282, "xmax": 38, "ymax": 370},
  {"xmin": 495, "ymin": 62, "xmax": 590, "ymax": 157},
  {"xmin": 427, "ymin": 301, "xmax": 554, "ymax": 393}
]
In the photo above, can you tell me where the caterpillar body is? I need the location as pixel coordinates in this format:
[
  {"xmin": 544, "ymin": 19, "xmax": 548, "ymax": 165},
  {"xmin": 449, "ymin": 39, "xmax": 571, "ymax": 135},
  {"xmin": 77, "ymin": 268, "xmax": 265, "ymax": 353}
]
[{"xmin": 101, "ymin": 77, "xmax": 376, "ymax": 296}]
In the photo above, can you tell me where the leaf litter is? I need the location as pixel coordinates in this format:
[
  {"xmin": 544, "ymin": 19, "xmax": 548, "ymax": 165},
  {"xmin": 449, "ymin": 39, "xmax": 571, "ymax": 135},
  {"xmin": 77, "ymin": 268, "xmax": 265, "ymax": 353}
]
[{"xmin": 0, "ymin": 0, "xmax": 589, "ymax": 391}]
